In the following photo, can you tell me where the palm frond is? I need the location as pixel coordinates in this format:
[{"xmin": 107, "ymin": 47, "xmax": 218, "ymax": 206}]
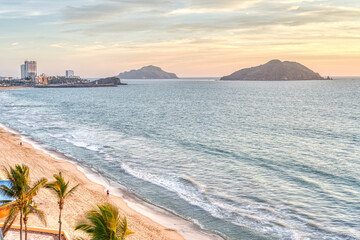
[
  {"xmin": 46, "ymin": 174, "xmax": 78, "ymax": 201},
  {"xmin": 76, "ymin": 203, "xmax": 134, "ymax": 240},
  {"xmin": 26, "ymin": 178, "xmax": 47, "ymax": 199},
  {"xmin": 45, "ymin": 174, "xmax": 65, "ymax": 197},
  {"xmin": 45, "ymin": 181, "xmax": 61, "ymax": 195},
  {"xmin": 2, "ymin": 167, "xmax": 15, "ymax": 185},
  {"xmin": 118, "ymin": 217, "xmax": 134, "ymax": 240},
  {"xmin": 2, "ymin": 207, "xmax": 19, "ymax": 236},
  {"xmin": 64, "ymin": 184, "xmax": 79, "ymax": 198},
  {"xmin": 28, "ymin": 204, "xmax": 47, "ymax": 226},
  {"xmin": 0, "ymin": 185, "xmax": 15, "ymax": 198},
  {"xmin": 0, "ymin": 200, "xmax": 18, "ymax": 210}
]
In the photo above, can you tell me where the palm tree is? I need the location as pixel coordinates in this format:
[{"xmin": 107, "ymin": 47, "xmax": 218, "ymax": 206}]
[
  {"xmin": 45, "ymin": 174, "xmax": 79, "ymax": 240},
  {"xmin": 75, "ymin": 203, "xmax": 134, "ymax": 240},
  {"xmin": 23, "ymin": 199, "xmax": 46, "ymax": 240},
  {"xmin": 0, "ymin": 164, "xmax": 47, "ymax": 239}
]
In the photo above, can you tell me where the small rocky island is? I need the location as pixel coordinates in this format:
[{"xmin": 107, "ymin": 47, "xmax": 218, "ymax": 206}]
[
  {"xmin": 90, "ymin": 77, "xmax": 126, "ymax": 85},
  {"xmin": 221, "ymin": 60, "xmax": 330, "ymax": 81},
  {"xmin": 118, "ymin": 65, "xmax": 178, "ymax": 79}
]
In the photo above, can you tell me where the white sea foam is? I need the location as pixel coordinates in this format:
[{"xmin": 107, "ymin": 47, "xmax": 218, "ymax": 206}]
[
  {"xmin": 119, "ymin": 161, "xmax": 348, "ymax": 240},
  {"xmin": 2, "ymin": 80, "xmax": 359, "ymax": 240},
  {"xmin": 0, "ymin": 123, "xmax": 222, "ymax": 240}
]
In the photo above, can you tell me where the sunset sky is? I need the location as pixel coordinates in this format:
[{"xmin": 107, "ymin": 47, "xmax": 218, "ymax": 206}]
[{"xmin": 1, "ymin": 0, "xmax": 359, "ymax": 78}]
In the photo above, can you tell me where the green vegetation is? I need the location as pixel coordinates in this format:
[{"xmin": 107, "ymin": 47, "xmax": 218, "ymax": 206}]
[
  {"xmin": 45, "ymin": 174, "xmax": 79, "ymax": 240},
  {"xmin": 0, "ymin": 165, "xmax": 134, "ymax": 240},
  {"xmin": 0, "ymin": 165, "xmax": 47, "ymax": 240},
  {"xmin": 0, "ymin": 79, "xmax": 28, "ymax": 87},
  {"xmin": 75, "ymin": 203, "xmax": 134, "ymax": 240},
  {"xmin": 47, "ymin": 76, "xmax": 88, "ymax": 85}
]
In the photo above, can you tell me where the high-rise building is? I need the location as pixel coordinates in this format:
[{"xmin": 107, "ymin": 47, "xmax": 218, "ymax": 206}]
[
  {"xmin": 20, "ymin": 60, "xmax": 37, "ymax": 81},
  {"xmin": 26, "ymin": 61, "xmax": 37, "ymax": 81},
  {"xmin": 66, "ymin": 70, "xmax": 74, "ymax": 78},
  {"xmin": 21, "ymin": 64, "xmax": 26, "ymax": 79}
]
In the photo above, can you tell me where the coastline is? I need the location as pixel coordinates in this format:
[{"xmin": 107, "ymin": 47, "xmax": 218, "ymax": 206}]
[
  {"xmin": 0, "ymin": 124, "xmax": 223, "ymax": 240},
  {"xmin": 0, "ymin": 86, "xmax": 29, "ymax": 90}
]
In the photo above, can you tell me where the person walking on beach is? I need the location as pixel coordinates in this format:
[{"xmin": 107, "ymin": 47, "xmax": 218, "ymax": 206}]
[
  {"xmin": 107, "ymin": 189, "xmax": 109, "ymax": 197},
  {"xmin": 20, "ymin": 142, "xmax": 22, "ymax": 146}
]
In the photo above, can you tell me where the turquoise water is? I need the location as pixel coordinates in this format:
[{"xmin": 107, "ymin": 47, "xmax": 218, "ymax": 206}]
[{"xmin": 0, "ymin": 79, "xmax": 359, "ymax": 239}]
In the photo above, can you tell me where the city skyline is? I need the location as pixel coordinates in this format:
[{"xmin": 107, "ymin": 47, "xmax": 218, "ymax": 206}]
[{"xmin": 1, "ymin": 0, "xmax": 360, "ymax": 78}]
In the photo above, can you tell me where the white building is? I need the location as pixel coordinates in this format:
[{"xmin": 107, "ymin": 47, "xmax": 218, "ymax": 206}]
[{"xmin": 66, "ymin": 70, "xmax": 74, "ymax": 78}]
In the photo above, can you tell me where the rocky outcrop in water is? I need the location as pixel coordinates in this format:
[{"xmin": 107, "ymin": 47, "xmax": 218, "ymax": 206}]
[
  {"xmin": 221, "ymin": 60, "xmax": 326, "ymax": 81},
  {"xmin": 91, "ymin": 77, "xmax": 124, "ymax": 85},
  {"xmin": 118, "ymin": 65, "xmax": 178, "ymax": 79}
]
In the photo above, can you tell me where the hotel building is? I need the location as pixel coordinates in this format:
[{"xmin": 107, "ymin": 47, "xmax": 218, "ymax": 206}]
[
  {"xmin": 20, "ymin": 60, "xmax": 37, "ymax": 81},
  {"xmin": 66, "ymin": 70, "xmax": 74, "ymax": 78}
]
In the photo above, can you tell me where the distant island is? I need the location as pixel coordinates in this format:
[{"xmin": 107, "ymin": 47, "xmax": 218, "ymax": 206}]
[
  {"xmin": 91, "ymin": 77, "xmax": 125, "ymax": 85},
  {"xmin": 221, "ymin": 60, "xmax": 331, "ymax": 81},
  {"xmin": 118, "ymin": 65, "xmax": 179, "ymax": 79}
]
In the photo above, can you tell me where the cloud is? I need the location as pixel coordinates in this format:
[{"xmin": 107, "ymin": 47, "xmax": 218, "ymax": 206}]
[
  {"xmin": 168, "ymin": 4, "xmax": 360, "ymax": 32},
  {"xmin": 185, "ymin": 0, "xmax": 318, "ymax": 10},
  {"xmin": 1, "ymin": 0, "xmax": 360, "ymax": 77},
  {"xmin": 167, "ymin": 0, "xmax": 263, "ymax": 15},
  {"xmin": 50, "ymin": 0, "xmax": 360, "ymax": 62},
  {"xmin": 61, "ymin": 0, "xmax": 173, "ymax": 24},
  {"xmin": 188, "ymin": 0, "xmax": 256, "ymax": 9},
  {"xmin": 62, "ymin": 4, "xmax": 124, "ymax": 24},
  {"xmin": 50, "ymin": 43, "xmax": 66, "ymax": 48}
]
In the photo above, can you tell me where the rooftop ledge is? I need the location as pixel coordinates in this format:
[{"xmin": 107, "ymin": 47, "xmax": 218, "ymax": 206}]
[{"xmin": 0, "ymin": 224, "xmax": 71, "ymax": 240}]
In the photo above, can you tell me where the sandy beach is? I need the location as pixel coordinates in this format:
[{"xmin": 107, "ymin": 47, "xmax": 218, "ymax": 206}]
[
  {"xmin": 0, "ymin": 86, "xmax": 28, "ymax": 90},
  {"xmin": 0, "ymin": 126, "xmax": 213, "ymax": 240}
]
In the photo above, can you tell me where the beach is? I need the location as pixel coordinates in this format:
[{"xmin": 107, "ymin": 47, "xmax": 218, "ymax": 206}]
[
  {"xmin": 0, "ymin": 87, "xmax": 28, "ymax": 90},
  {"xmin": 0, "ymin": 125, "xmax": 217, "ymax": 240}
]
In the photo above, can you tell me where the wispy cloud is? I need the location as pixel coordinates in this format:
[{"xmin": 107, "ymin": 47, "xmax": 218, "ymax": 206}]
[
  {"xmin": 1, "ymin": 0, "xmax": 360, "ymax": 77},
  {"xmin": 60, "ymin": 0, "xmax": 173, "ymax": 24},
  {"xmin": 50, "ymin": 43, "xmax": 66, "ymax": 48}
]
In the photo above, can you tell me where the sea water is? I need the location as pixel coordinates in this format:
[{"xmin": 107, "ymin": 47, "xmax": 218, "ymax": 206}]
[{"xmin": 0, "ymin": 79, "xmax": 359, "ymax": 240}]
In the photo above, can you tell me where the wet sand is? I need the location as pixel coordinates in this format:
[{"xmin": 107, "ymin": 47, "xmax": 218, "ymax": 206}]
[{"xmin": 0, "ymin": 126, "xmax": 186, "ymax": 240}]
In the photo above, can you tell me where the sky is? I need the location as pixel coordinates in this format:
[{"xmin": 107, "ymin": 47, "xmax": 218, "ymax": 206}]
[{"xmin": 0, "ymin": 0, "xmax": 360, "ymax": 78}]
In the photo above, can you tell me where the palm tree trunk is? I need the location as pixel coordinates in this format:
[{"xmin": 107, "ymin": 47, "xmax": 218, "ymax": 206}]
[
  {"xmin": 20, "ymin": 208, "xmax": 23, "ymax": 240},
  {"xmin": 24, "ymin": 218, "xmax": 28, "ymax": 240},
  {"xmin": 58, "ymin": 207, "xmax": 62, "ymax": 240}
]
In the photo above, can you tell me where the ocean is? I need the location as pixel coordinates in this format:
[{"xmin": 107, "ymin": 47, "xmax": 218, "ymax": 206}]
[{"xmin": 0, "ymin": 79, "xmax": 359, "ymax": 240}]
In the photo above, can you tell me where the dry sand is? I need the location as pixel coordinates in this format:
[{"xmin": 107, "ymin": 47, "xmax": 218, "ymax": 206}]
[
  {"xmin": 0, "ymin": 126, "xmax": 185, "ymax": 240},
  {"xmin": 0, "ymin": 86, "xmax": 28, "ymax": 90}
]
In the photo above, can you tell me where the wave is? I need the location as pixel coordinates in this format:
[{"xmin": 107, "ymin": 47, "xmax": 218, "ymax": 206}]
[
  {"xmin": 120, "ymin": 161, "xmax": 360, "ymax": 240},
  {"xmin": 0, "ymin": 122, "xmax": 224, "ymax": 240},
  {"xmin": 1, "ymin": 81, "xmax": 359, "ymax": 240}
]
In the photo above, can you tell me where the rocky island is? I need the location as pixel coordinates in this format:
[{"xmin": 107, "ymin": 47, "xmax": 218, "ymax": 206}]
[
  {"xmin": 90, "ymin": 77, "xmax": 126, "ymax": 85},
  {"xmin": 118, "ymin": 65, "xmax": 179, "ymax": 79},
  {"xmin": 221, "ymin": 60, "xmax": 329, "ymax": 81}
]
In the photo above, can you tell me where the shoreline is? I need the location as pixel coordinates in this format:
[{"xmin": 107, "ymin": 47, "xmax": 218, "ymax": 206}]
[
  {"xmin": 0, "ymin": 123, "xmax": 223, "ymax": 240},
  {"xmin": 0, "ymin": 86, "xmax": 30, "ymax": 90}
]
